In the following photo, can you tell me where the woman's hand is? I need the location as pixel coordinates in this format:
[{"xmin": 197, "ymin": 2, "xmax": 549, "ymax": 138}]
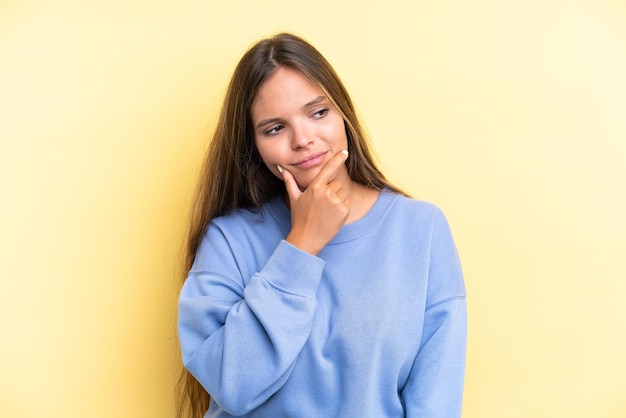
[{"xmin": 281, "ymin": 150, "xmax": 350, "ymax": 255}]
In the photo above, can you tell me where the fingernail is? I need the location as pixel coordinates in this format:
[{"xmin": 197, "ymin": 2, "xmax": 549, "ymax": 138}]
[
  {"xmin": 341, "ymin": 150, "xmax": 349, "ymax": 156},
  {"xmin": 277, "ymin": 165, "xmax": 283, "ymax": 174}
]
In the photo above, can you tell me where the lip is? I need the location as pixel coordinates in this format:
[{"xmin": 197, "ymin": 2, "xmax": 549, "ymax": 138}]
[{"xmin": 292, "ymin": 151, "xmax": 328, "ymax": 169}]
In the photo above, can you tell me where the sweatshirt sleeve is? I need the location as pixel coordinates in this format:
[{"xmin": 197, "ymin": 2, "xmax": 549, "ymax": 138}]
[
  {"xmin": 178, "ymin": 223, "xmax": 325, "ymax": 416},
  {"xmin": 402, "ymin": 209, "xmax": 467, "ymax": 418}
]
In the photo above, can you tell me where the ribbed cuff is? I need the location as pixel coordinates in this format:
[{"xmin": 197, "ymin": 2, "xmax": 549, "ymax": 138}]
[{"xmin": 257, "ymin": 240, "xmax": 326, "ymax": 300}]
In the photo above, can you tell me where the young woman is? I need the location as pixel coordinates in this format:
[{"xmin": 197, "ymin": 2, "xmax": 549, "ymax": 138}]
[{"xmin": 177, "ymin": 33, "xmax": 467, "ymax": 418}]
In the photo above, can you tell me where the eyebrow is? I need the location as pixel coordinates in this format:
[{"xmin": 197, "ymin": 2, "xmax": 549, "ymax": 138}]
[
  {"xmin": 303, "ymin": 95, "xmax": 327, "ymax": 109},
  {"xmin": 255, "ymin": 96, "xmax": 328, "ymax": 129}
]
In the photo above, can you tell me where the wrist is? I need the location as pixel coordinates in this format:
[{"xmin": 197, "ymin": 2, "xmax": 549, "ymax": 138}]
[{"xmin": 286, "ymin": 231, "xmax": 323, "ymax": 256}]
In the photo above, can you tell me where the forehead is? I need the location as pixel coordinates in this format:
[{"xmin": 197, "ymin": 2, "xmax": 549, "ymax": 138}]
[{"xmin": 252, "ymin": 68, "xmax": 325, "ymax": 113}]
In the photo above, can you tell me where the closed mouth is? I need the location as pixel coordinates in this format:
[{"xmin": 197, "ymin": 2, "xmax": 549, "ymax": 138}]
[{"xmin": 293, "ymin": 151, "xmax": 328, "ymax": 166}]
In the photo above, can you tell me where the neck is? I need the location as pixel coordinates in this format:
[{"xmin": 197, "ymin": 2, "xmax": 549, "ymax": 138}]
[
  {"xmin": 334, "ymin": 168, "xmax": 381, "ymax": 224},
  {"xmin": 344, "ymin": 181, "xmax": 380, "ymax": 224}
]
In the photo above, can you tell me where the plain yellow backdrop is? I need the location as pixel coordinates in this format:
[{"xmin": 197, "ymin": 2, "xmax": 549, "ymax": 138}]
[{"xmin": 1, "ymin": 0, "xmax": 625, "ymax": 417}]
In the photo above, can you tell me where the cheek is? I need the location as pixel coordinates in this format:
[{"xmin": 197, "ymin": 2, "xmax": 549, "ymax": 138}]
[{"xmin": 326, "ymin": 116, "xmax": 349, "ymax": 144}]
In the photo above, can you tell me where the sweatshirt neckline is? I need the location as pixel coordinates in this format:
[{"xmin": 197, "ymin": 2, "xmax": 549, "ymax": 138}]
[{"xmin": 266, "ymin": 189, "xmax": 398, "ymax": 244}]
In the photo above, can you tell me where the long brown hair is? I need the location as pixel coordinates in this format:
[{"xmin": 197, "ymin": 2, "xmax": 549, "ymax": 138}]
[{"xmin": 176, "ymin": 32, "xmax": 403, "ymax": 417}]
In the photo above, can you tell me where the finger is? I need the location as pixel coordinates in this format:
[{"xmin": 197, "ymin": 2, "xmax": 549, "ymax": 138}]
[
  {"xmin": 314, "ymin": 150, "xmax": 349, "ymax": 185},
  {"xmin": 327, "ymin": 179, "xmax": 342, "ymax": 192},
  {"xmin": 336, "ymin": 187, "xmax": 348, "ymax": 203},
  {"xmin": 279, "ymin": 166, "xmax": 302, "ymax": 202}
]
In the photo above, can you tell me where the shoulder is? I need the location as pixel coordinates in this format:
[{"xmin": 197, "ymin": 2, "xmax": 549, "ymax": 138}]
[
  {"xmin": 387, "ymin": 194, "xmax": 465, "ymax": 301},
  {"xmin": 379, "ymin": 192, "xmax": 460, "ymax": 250},
  {"xmin": 391, "ymin": 193, "xmax": 441, "ymax": 214},
  {"xmin": 211, "ymin": 195, "xmax": 286, "ymax": 232},
  {"xmin": 191, "ymin": 197, "xmax": 287, "ymax": 275},
  {"xmin": 211, "ymin": 206, "xmax": 263, "ymax": 231},
  {"xmin": 198, "ymin": 198, "xmax": 287, "ymax": 255},
  {"xmin": 384, "ymin": 191, "xmax": 447, "ymax": 226}
]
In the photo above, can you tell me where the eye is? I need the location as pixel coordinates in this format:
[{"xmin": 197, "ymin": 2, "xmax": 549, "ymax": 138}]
[
  {"xmin": 264, "ymin": 124, "xmax": 284, "ymax": 136},
  {"xmin": 312, "ymin": 108, "xmax": 329, "ymax": 119}
]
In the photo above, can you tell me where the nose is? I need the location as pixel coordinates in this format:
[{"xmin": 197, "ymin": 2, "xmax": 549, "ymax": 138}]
[{"xmin": 290, "ymin": 123, "xmax": 313, "ymax": 149}]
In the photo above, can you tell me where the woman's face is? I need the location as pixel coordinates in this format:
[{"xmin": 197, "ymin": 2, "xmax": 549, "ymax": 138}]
[{"xmin": 251, "ymin": 67, "xmax": 348, "ymax": 190}]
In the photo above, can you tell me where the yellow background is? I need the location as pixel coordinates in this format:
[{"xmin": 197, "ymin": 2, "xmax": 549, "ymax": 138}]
[{"xmin": 1, "ymin": 0, "xmax": 625, "ymax": 416}]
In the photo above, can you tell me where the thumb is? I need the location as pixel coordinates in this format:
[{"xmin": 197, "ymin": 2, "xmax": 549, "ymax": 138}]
[{"xmin": 279, "ymin": 165, "xmax": 301, "ymax": 202}]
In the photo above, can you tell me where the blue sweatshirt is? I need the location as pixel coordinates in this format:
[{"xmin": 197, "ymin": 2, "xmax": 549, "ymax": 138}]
[{"xmin": 178, "ymin": 190, "xmax": 467, "ymax": 417}]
